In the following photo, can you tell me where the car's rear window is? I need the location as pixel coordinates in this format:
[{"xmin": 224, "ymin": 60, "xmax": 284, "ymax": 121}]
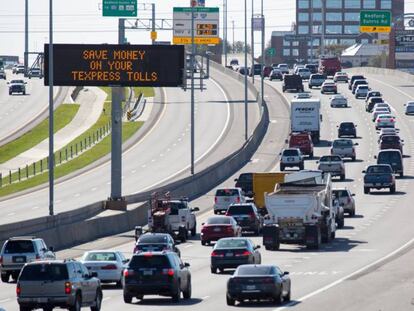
[
  {"xmin": 216, "ymin": 239, "xmax": 248, "ymax": 249},
  {"xmin": 358, "ymin": 85, "xmax": 369, "ymax": 89},
  {"xmin": 216, "ymin": 189, "xmax": 239, "ymax": 196},
  {"xmin": 290, "ymin": 136, "xmax": 308, "ymax": 144},
  {"xmin": 320, "ymin": 156, "xmax": 342, "ymax": 162},
  {"xmin": 311, "ymin": 74, "xmax": 324, "ymax": 79},
  {"xmin": 227, "ymin": 205, "xmax": 253, "ymax": 215},
  {"xmin": 19, "ymin": 264, "xmax": 68, "ymax": 281},
  {"xmin": 340, "ymin": 123, "xmax": 354, "ymax": 128},
  {"xmin": 84, "ymin": 252, "xmax": 117, "ymax": 261},
  {"xmin": 333, "ymin": 190, "xmax": 349, "ymax": 198},
  {"xmin": 371, "ymin": 97, "xmax": 384, "ymax": 103},
  {"xmin": 4, "ymin": 240, "xmax": 34, "ymax": 254},
  {"xmin": 237, "ymin": 173, "xmax": 253, "ymax": 182},
  {"xmin": 236, "ymin": 265, "xmax": 273, "ymax": 276},
  {"xmin": 206, "ymin": 217, "xmax": 231, "ymax": 225},
  {"xmin": 129, "ymin": 255, "xmax": 170, "ymax": 269},
  {"xmin": 138, "ymin": 235, "xmax": 168, "ymax": 244},
  {"xmin": 367, "ymin": 165, "xmax": 392, "ymax": 173},
  {"xmin": 333, "ymin": 140, "xmax": 352, "ymax": 147},
  {"xmin": 283, "ymin": 149, "xmax": 299, "ymax": 156}
]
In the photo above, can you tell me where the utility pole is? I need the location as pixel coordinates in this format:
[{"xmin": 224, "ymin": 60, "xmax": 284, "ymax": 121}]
[
  {"xmin": 321, "ymin": 0, "xmax": 326, "ymax": 57},
  {"xmin": 244, "ymin": 0, "xmax": 248, "ymax": 141},
  {"xmin": 310, "ymin": 0, "xmax": 314, "ymax": 63},
  {"xmin": 24, "ymin": 0, "xmax": 28, "ymax": 75},
  {"xmin": 223, "ymin": 0, "xmax": 228, "ymax": 66},
  {"xmin": 232, "ymin": 20, "xmax": 235, "ymax": 53},
  {"xmin": 110, "ymin": 19, "xmax": 124, "ymax": 201},
  {"xmin": 251, "ymin": 0, "xmax": 254, "ymax": 84},
  {"xmin": 151, "ymin": 3, "xmax": 155, "ymax": 44},
  {"xmin": 260, "ymin": 0, "xmax": 264, "ymax": 106},
  {"xmin": 48, "ymin": 0, "xmax": 54, "ymax": 216},
  {"xmin": 190, "ymin": 4, "xmax": 195, "ymax": 174}
]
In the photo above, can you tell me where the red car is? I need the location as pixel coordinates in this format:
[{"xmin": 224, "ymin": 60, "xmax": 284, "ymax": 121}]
[
  {"xmin": 379, "ymin": 135, "xmax": 404, "ymax": 154},
  {"xmin": 262, "ymin": 66, "xmax": 273, "ymax": 78},
  {"xmin": 287, "ymin": 132, "xmax": 314, "ymax": 158},
  {"xmin": 200, "ymin": 216, "xmax": 241, "ymax": 246}
]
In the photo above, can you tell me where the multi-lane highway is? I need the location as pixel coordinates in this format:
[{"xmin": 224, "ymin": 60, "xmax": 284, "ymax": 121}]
[
  {"xmin": 0, "ymin": 66, "xmax": 260, "ymax": 224},
  {"xmin": 0, "ymin": 72, "xmax": 61, "ymax": 145},
  {"xmin": 2, "ymin": 68, "xmax": 414, "ymax": 311}
]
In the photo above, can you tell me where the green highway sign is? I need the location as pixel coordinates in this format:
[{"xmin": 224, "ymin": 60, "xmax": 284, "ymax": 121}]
[
  {"xmin": 103, "ymin": 0, "xmax": 137, "ymax": 17},
  {"xmin": 360, "ymin": 10, "xmax": 391, "ymax": 33},
  {"xmin": 267, "ymin": 48, "xmax": 275, "ymax": 56}
]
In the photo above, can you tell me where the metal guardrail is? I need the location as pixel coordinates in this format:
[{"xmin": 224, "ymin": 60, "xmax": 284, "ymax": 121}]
[{"xmin": 127, "ymin": 93, "xmax": 146, "ymax": 121}]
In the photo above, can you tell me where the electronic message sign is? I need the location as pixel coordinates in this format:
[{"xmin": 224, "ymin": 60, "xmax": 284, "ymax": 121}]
[{"xmin": 44, "ymin": 44, "xmax": 184, "ymax": 87}]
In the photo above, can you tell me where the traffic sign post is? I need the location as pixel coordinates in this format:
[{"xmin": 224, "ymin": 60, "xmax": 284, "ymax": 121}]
[
  {"xmin": 267, "ymin": 48, "xmax": 275, "ymax": 56},
  {"xmin": 359, "ymin": 10, "xmax": 391, "ymax": 33},
  {"xmin": 173, "ymin": 7, "xmax": 220, "ymax": 45},
  {"xmin": 102, "ymin": 0, "xmax": 137, "ymax": 17}
]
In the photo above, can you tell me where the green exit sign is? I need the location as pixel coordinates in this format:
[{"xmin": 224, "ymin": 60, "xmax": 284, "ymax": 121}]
[
  {"xmin": 267, "ymin": 48, "xmax": 275, "ymax": 56},
  {"xmin": 360, "ymin": 10, "xmax": 391, "ymax": 33},
  {"xmin": 103, "ymin": 0, "xmax": 137, "ymax": 17}
]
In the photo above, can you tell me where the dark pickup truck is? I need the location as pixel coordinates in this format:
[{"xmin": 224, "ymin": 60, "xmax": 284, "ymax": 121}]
[{"xmin": 363, "ymin": 164, "xmax": 395, "ymax": 194}]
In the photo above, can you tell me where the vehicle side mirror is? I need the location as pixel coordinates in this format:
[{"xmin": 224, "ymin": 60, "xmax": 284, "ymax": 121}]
[
  {"xmin": 184, "ymin": 262, "xmax": 190, "ymax": 268},
  {"xmin": 123, "ymin": 259, "xmax": 129, "ymax": 264},
  {"xmin": 279, "ymin": 153, "xmax": 282, "ymax": 155},
  {"xmin": 351, "ymin": 194, "xmax": 355, "ymax": 196},
  {"xmin": 6, "ymin": 82, "xmax": 9, "ymax": 84},
  {"xmin": 49, "ymin": 246, "xmax": 54, "ymax": 252},
  {"xmin": 320, "ymin": 115, "xmax": 323, "ymax": 121},
  {"xmin": 254, "ymin": 245, "xmax": 261, "ymax": 250},
  {"xmin": 362, "ymin": 170, "xmax": 366, "ymax": 173},
  {"xmin": 283, "ymin": 271, "xmax": 289, "ymax": 275},
  {"xmin": 90, "ymin": 272, "xmax": 98, "ymax": 278},
  {"xmin": 285, "ymin": 139, "xmax": 288, "ymax": 144},
  {"xmin": 374, "ymin": 155, "xmax": 377, "ymax": 159},
  {"xmin": 316, "ymin": 161, "xmax": 319, "ymax": 164},
  {"xmin": 354, "ymin": 143, "xmax": 359, "ymax": 146},
  {"xmin": 234, "ymin": 178, "xmax": 238, "ymax": 182},
  {"xmin": 201, "ymin": 222, "xmax": 205, "ymax": 226},
  {"xmin": 192, "ymin": 207, "xmax": 200, "ymax": 212},
  {"xmin": 24, "ymin": 82, "xmax": 27, "ymax": 84}
]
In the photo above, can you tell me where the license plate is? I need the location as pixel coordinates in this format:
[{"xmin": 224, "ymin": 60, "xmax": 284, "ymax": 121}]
[
  {"xmin": 225, "ymin": 252, "xmax": 233, "ymax": 257},
  {"xmin": 224, "ymin": 198, "xmax": 230, "ymax": 202},
  {"xmin": 213, "ymin": 228, "xmax": 221, "ymax": 232},
  {"xmin": 143, "ymin": 270, "xmax": 153, "ymax": 276},
  {"xmin": 13, "ymin": 257, "xmax": 25, "ymax": 263},
  {"xmin": 245, "ymin": 285, "xmax": 256, "ymax": 290},
  {"xmin": 36, "ymin": 298, "xmax": 48, "ymax": 303},
  {"xmin": 287, "ymin": 157, "xmax": 294, "ymax": 161}
]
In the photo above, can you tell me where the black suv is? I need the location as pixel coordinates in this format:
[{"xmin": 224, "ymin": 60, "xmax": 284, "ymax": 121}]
[
  {"xmin": 234, "ymin": 173, "xmax": 253, "ymax": 196},
  {"xmin": 17, "ymin": 260, "xmax": 102, "ymax": 311},
  {"xmin": 365, "ymin": 96, "xmax": 384, "ymax": 112},
  {"xmin": 123, "ymin": 251, "xmax": 191, "ymax": 303},
  {"xmin": 348, "ymin": 75, "xmax": 365, "ymax": 90},
  {"xmin": 226, "ymin": 203, "xmax": 262, "ymax": 234},
  {"xmin": 338, "ymin": 122, "xmax": 357, "ymax": 138},
  {"xmin": 282, "ymin": 74, "xmax": 304, "ymax": 92}
]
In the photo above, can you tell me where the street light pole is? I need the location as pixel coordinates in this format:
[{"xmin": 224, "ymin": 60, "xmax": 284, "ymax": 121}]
[
  {"xmin": 190, "ymin": 4, "xmax": 195, "ymax": 174},
  {"xmin": 260, "ymin": 0, "xmax": 264, "ymax": 106},
  {"xmin": 232, "ymin": 20, "xmax": 235, "ymax": 53},
  {"xmin": 244, "ymin": 0, "xmax": 248, "ymax": 141},
  {"xmin": 321, "ymin": 0, "xmax": 326, "ymax": 56},
  {"xmin": 24, "ymin": 0, "xmax": 29, "ymax": 76},
  {"xmin": 151, "ymin": 3, "xmax": 155, "ymax": 44},
  {"xmin": 48, "ymin": 0, "xmax": 54, "ymax": 216},
  {"xmin": 223, "ymin": 0, "xmax": 228, "ymax": 66},
  {"xmin": 251, "ymin": 0, "xmax": 254, "ymax": 84}
]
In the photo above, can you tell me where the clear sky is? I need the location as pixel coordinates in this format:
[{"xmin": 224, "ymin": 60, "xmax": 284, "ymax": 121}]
[{"xmin": 0, "ymin": 0, "xmax": 413, "ymax": 62}]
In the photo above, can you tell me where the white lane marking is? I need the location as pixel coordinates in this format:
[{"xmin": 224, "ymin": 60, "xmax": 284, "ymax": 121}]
[
  {"xmin": 7, "ymin": 213, "xmax": 15, "ymax": 216},
  {"xmin": 102, "ymin": 297, "xmax": 111, "ymax": 302},
  {"xmin": 74, "ymin": 193, "xmax": 80, "ymax": 197},
  {"xmin": 278, "ymin": 236, "xmax": 414, "ymax": 310},
  {"xmin": 141, "ymin": 164, "xmax": 147, "ymax": 168},
  {"xmin": 184, "ymin": 244, "xmax": 193, "ymax": 249},
  {"xmin": 56, "ymin": 200, "xmax": 62, "ymax": 204},
  {"xmin": 131, "ymin": 170, "xmax": 136, "ymax": 174},
  {"xmin": 130, "ymin": 77, "xmax": 231, "ymax": 195},
  {"xmin": 251, "ymin": 158, "xmax": 259, "ymax": 164},
  {"xmin": 91, "ymin": 187, "xmax": 97, "ymax": 191},
  {"xmin": 202, "ymin": 296, "xmax": 210, "ymax": 300},
  {"xmin": 31, "ymin": 206, "xmax": 39, "ymax": 210},
  {"xmin": 0, "ymin": 298, "xmax": 11, "ymax": 303}
]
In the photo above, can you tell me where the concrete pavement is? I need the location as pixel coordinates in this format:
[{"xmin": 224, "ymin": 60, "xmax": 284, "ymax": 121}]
[{"xmin": 0, "ymin": 87, "xmax": 106, "ymax": 174}]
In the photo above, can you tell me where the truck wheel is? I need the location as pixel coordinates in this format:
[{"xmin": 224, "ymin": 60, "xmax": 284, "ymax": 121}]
[
  {"xmin": 350, "ymin": 209, "xmax": 355, "ymax": 217},
  {"xmin": 309, "ymin": 85, "xmax": 312, "ymax": 89},
  {"xmin": 1, "ymin": 273, "xmax": 9, "ymax": 283},
  {"xmin": 11, "ymin": 272, "xmax": 19, "ymax": 280},
  {"xmin": 282, "ymin": 87, "xmax": 286, "ymax": 92},
  {"xmin": 352, "ymin": 156, "xmax": 356, "ymax": 161},
  {"xmin": 226, "ymin": 294, "xmax": 235, "ymax": 306},
  {"xmin": 201, "ymin": 240, "xmax": 207, "ymax": 246},
  {"xmin": 364, "ymin": 187, "xmax": 370, "ymax": 194},
  {"xmin": 280, "ymin": 164, "xmax": 285, "ymax": 171},
  {"xmin": 211, "ymin": 266, "xmax": 217, "ymax": 274},
  {"xmin": 305, "ymin": 226, "xmax": 320, "ymax": 250},
  {"xmin": 322, "ymin": 225, "xmax": 332, "ymax": 243},
  {"xmin": 299, "ymin": 163, "xmax": 304, "ymax": 170},
  {"xmin": 309, "ymin": 152, "xmax": 314, "ymax": 159},
  {"xmin": 400, "ymin": 172, "xmax": 404, "ymax": 178},
  {"xmin": 178, "ymin": 227, "xmax": 187, "ymax": 243},
  {"xmin": 183, "ymin": 279, "xmax": 192, "ymax": 299},
  {"xmin": 191, "ymin": 223, "xmax": 196, "ymax": 236},
  {"xmin": 337, "ymin": 217, "xmax": 345, "ymax": 229},
  {"xmin": 390, "ymin": 185, "xmax": 396, "ymax": 194}
]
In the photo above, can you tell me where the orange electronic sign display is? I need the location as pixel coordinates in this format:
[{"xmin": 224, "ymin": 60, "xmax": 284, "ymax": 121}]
[{"xmin": 44, "ymin": 44, "xmax": 184, "ymax": 87}]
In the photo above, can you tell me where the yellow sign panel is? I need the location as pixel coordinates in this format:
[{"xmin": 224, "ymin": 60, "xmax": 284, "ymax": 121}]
[
  {"xmin": 150, "ymin": 31, "xmax": 157, "ymax": 41},
  {"xmin": 360, "ymin": 26, "xmax": 391, "ymax": 33},
  {"xmin": 173, "ymin": 36, "xmax": 221, "ymax": 45}
]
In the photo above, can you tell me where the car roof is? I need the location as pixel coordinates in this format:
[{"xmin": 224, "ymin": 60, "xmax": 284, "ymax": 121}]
[{"xmin": 378, "ymin": 149, "xmax": 401, "ymax": 154}]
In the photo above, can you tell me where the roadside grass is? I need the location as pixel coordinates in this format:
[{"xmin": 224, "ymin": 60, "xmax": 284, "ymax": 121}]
[
  {"xmin": 0, "ymin": 104, "xmax": 79, "ymax": 163},
  {"xmin": 0, "ymin": 86, "xmax": 149, "ymax": 197}
]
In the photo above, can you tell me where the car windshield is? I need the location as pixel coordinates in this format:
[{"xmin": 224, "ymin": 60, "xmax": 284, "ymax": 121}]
[
  {"xmin": 4, "ymin": 240, "xmax": 34, "ymax": 253},
  {"xmin": 19, "ymin": 264, "xmax": 68, "ymax": 281},
  {"xmin": 358, "ymin": 86, "xmax": 369, "ymax": 89},
  {"xmin": 367, "ymin": 165, "xmax": 392, "ymax": 174},
  {"xmin": 216, "ymin": 239, "xmax": 248, "ymax": 249},
  {"xmin": 324, "ymin": 83, "xmax": 335, "ymax": 86},
  {"xmin": 236, "ymin": 265, "xmax": 273, "ymax": 276},
  {"xmin": 408, "ymin": 106, "xmax": 414, "ymax": 112},
  {"xmin": 333, "ymin": 140, "xmax": 353, "ymax": 147},
  {"xmin": 371, "ymin": 97, "xmax": 384, "ymax": 103},
  {"xmin": 227, "ymin": 205, "xmax": 253, "ymax": 215},
  {"xmin": 311, "ymin": 75, "xmax": 324, "ymax": 79},
  {"xmin": 283, "ymin": 149, "xmax": 299, "ymax": 156},
  {"xmin": 206, "ymin": 216, "xmax": 231, "ymax": 225},
  {"xmin": 138, "ymin": 235, "xmax": 168, "ymax": 244},
  {"xmin": 84, "ymin": 252, "xmax": 117, "ymax": 261},
  {"xmin": 11, "ymin": 80, "xmax": 24, "ymax": 84},
  {"xmin": 129, "ymin": 255, "xmax": 170, "ymax": 269},
  {"xmin": 216, "ymin": 189, "xmax": 239, "ymax": 196},
  {"xmin": 320, "ymin": 155, "xmax": 342, "ymax": 162}
]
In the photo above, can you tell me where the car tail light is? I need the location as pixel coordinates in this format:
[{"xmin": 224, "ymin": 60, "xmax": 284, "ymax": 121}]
[
  {"xmin": 214, "ymin": 197, "xmax": 218, "ymax": 204},
  {"xmin": 390, "ymin": 119, "xmax": 395, "ymax": 123},
  {"xmin": 16, "ymin": 283, "xmax": 21, "ymax": 296},
  {"xmin": 211, "ymin": 251, "xmax": 224, "ymax": 257},
  {"xmin": 123, "ymin": 269, "xmax": 134, "ymax": 277},
  {"xmin": 225, "ymin": 226, "xmax": 234, "ymax": 233},
  {"xmin": 235, "ymin": 197, "xmax": 240, "ymax": 203},
  {"xmin": 262, "ymin": 277, "xmax": 274, "ymax": 283},
  {"xmin": 64, "ymin": 282, "xmax": 72, "ymax": 295},
  {"xmin": 162, "ymin": 268, "xmax": 175, "ymax": 276},
  {"xmin": 102, "ymin": 264, "xmax": 117, "ymax": 270},
  {"xmin": 235, "ymin": 250, "xmax": 251, "ymax": 257}
]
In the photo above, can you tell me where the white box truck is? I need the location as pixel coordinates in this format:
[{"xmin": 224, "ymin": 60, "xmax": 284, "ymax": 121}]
[
  {"xmin": 291, "ymin": 98, "xmax": 322, "ymax": 143},
  {"xmin": 262, "ymin": 170, "xmax": 336, "ymax": 250}
]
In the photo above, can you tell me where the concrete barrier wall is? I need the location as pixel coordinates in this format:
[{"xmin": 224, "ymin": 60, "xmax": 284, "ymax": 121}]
[
  {"xmin": 0, "ymin": 63, "xmax": 269, "ymax": 251},
  {"xmin": 347, "ymin": 67, "xmax": 414, "ymax": 82}
]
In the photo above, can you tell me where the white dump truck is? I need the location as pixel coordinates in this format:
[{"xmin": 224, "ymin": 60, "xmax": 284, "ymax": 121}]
[{"xmin": 262, "ymin": 170, "xmax": 336, "ymax": 250}]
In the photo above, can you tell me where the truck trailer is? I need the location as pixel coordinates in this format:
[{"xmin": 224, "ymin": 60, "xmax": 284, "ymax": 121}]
[{"xmin": 290, "ymin": 98, "xmax": 322, "ymax": 143}]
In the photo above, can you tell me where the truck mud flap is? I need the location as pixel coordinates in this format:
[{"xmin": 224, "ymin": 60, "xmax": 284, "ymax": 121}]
[
  {"xmin": 262, "ymin": 225, "xmax": 280, "ymax": 251},
  {"xmin": 305, "ymin": 226, "xmax": 320, "ymax": 250}
]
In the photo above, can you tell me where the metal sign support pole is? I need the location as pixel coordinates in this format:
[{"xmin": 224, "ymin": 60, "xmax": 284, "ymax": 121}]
[
  {"xmin": 24, "ymin": 0, "xmax": 29, "ymax": 76},
  {"xmin": 244, "ymin": 0, "xmax": 248, "ymax": 141},
  {"xmin": 261, "ymin": 1, "xmax": 264, "ymax": 106},
  {"xmin": 251, "ymin": 0, "xmax": 254, "ymax": 84},
  {"xmin": 110, "ymin": 19, "xmax": 124, "ymax": 200},
  {"xmin": 151, "ymin": 3, "xmax": 156, "ymax": 44},
  {"xmin": 48, "ymin": 0, "xmax": 54, "ymax": 216},
  {"xmin": 191, "ymin": 5, "xmax": 195, "ymax": 174}
]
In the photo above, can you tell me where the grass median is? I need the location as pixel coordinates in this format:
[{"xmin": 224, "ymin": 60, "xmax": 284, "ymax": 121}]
[
  {"xmin": 0, "ymin": 87, "xmax": 151, "ymax": 197},
  {"xmin": 0, "ymin": 104, "xmax": 79, "ymax": 163}
]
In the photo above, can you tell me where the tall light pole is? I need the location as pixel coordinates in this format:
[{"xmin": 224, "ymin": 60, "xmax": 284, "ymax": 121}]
[
  {"xmin": 24, "ymin": 0, "xmax": 29, "ymax": 75},
  {"xmin": 244, "ymin": 0, "xmax": 248, "ymax": 140},
  {"xmin": 310, "ymin": 0, "xmax": 314, "ymax": 63},
  {"xmin": 232, "ymin": 20, "xmax": 235, "ymax": 53},
  {"xmin": 260, "ymin": 0, "xmax": 264, "ymax": 106},
  {"xmin": 251, "ymin": 0, "xmax": 255, "ymax": 84},
  {"xmin": 223, "ymin": 0, "xmax": 228, "ymax": 66},
  {"xmin": 190, "ymin": 4, "xmax": 196, "ymax": 174},
  {"xmin": 321, "ymin": 0, "xmax": 326, "ymax": 56},
  {"xmin": 48, "ymin": 0, "xmax": 54, "ymax": 216}
]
